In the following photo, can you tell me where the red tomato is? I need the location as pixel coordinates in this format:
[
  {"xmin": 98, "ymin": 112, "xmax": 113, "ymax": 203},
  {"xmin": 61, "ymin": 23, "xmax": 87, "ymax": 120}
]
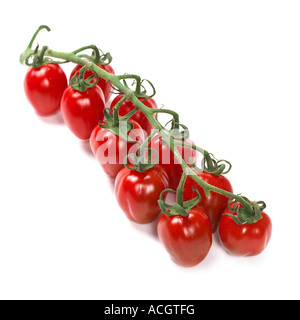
[
  {"xmin": 115, "ymin": 166, "xmax": 169, "ymax": 224},
  {"xmin": 110, "ymin": 95, "xmax": 157, "ymax": 135},
  {"xmin": 70, "ymin": 62, "xmax": 115, "ymax": 102},
  {"xmin": 219, "ymin": 203, "xmax": 272, "ymax": 256},
  {"xmin": 90, "ymin": 120, "xmax": 145, "ymax": 178},
  {"xmin": 61, "ymin": 86, "xmax": 105, "ymax": 140},
  {"xmin": 183, "ymin": 171, "xmax": 233, "ymax": 233},
  {"xmin": 24, "ymin": 63, "xmax": 68, "ymax": 116},
  {"xmin": 70, "ymin": 64, "xmax": 115, "ymax": 102},
  {"xmin": 149, "ymin": 135, "xmax": 198, "ymax": 190},
  {"xmin": 157, "ymin": 207, "xmax": 212, "ymax": 267}
]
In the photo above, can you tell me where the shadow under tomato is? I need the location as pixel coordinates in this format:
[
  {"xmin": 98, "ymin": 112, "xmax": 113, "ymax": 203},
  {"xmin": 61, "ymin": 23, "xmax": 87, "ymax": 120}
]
[
  {"xmin": 129, "ymin": 216, "xmax": 160, "ymax": 241},
  {"xmin": 36, "ymin": 110, "xmax": 65, "ymax": 125},
  {"xmin": 106, "ymin": 175, "xmax": 116, "ymax": 193},
  {"xmin": 79, "ymin": 140, "xmax": 94, "ymax": 159},
  {"xmin": 213, "ymin": 231, "xmax": 222, "ymax": 247}
]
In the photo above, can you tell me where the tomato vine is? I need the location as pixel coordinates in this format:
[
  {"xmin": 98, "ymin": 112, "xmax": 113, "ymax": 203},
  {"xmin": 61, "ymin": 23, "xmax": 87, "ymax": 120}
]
[{"xmin": 20, "ymin": 25, "xmax": 267, "ymax": 224}]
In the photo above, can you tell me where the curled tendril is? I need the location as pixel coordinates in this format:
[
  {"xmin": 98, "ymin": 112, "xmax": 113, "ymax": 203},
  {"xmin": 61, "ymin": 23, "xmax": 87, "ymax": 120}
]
[
  {"xmin": 69, "ymin": 64, "xmax": 99, "ymax": 92},
  {"xmin": 157, "ymin": 182, "xmax": 202, "ymax": 217},
  {"xmin": 140, "ymin": 79, "xmax": 156, "ymax": 101},
  {"xmin": 201, "ymin": 152, "xmax": 232, "ymax": 176},
  {"xmin": 109, "ymin": 75, "xmax": 157, "ymax": 101},
  {"xmin": 124, "ymin": 147, "xmax": 159, "ymax": 172},
  {"xmin": 94, "ymin": 51, "xmax": 113, "ymax": 65},
  {"xmin": 73, "ymin": 45, "xmax": 112, "ymax": 66},
  {"xmin": 225, "ymin": 197, "xmax": 266, "ymax": 225},
  {"xmin": 109, "ymin": 81, "xmax": 122, "ymax": 95},
  {"xmin": 169, "ymin": 122, "xmax": 190, "ymax": 140}
]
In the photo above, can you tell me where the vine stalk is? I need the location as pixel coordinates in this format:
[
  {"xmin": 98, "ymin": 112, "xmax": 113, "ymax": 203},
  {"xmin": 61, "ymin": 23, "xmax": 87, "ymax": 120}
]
[{"xmin": 20, "ymin": 27, "xmax": 259, "ymax": 216}]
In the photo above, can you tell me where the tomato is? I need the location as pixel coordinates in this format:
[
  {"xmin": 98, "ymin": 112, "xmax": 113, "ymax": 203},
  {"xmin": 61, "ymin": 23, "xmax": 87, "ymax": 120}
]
[
  {"xmin": 183, "ymin": 171, "xmax": 233, "ymax": 233},
  {"xmin": 115, "ymin": 166, "xmax": 169, "ymax": 224},
  {"xmin": 24, "ymin": 63, "xmax": 68, "ymax": 116},
  {"xmin": 149, "ymin": 135, "xmax": 198, "ymax": 190},
  {"xmin": 70, "ymin": 62, "xmax": 115, "ymax": 102},
  {"xmin": 90, "ymin": 120, "xmax": 144, "ymax": 178},
  {"xmin": 157, "ymin": 207, "xmax": 212, "ymax": 267},
  {"xmin": 110, "ymin": 95, "xmax": 157, "ymax": 135},
  {"xmin": 219, "ymin": 203, "xmax": 272, "ymax": 256},
  {"xmin": 61, "ymin": 85, "xmax": 105, "ymax": 140}
]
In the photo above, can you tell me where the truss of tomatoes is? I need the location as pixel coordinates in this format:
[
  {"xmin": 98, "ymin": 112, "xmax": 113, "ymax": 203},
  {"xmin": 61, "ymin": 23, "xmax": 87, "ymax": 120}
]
[{"xmin": 23, "ymin": 61, "xmax": 272, "ymax": 268}]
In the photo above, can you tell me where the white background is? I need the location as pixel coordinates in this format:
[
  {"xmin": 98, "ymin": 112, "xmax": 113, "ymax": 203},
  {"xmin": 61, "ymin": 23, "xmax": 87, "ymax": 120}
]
[{"xmin": 0, "ymin": 0, "xmax": 299, "ymax": 300}]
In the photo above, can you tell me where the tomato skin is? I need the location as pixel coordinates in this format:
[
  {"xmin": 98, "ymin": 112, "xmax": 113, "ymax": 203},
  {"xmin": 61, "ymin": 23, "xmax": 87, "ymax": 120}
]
[
  {"xmin": 70, "ymin": 63, "xmax": 115, "ymax": 102},
  {"xmin": 157, "ymin": 207, "xmax": 212, "ymax": 267},
  {"xmin": 115, "ymin": 166, "xmax": 169, "ymax": 224},
  {"xmin": 219, "ymin": 205, "xmax": 272, "ymax": 257},
  {"xmin": 61, "ymin": 86, "xmax": 105, "ymax": 140},
  {"xmin": 110, "ymin": 95, "xmax": 157, "ymax": 135},
  {"xmin": 150, "ymin": 135, "xmax": 198, "ymax": 190},
  {"xmin": 24, "ymin": 64, "xmax": 68, "ymax": 116},
  {"xmin": 183, "ymin": 172, "xmax": 233, "ymax": 233},
  {"xmin": 90, "ymin": 120, "xmax": 144, "ymax": 178}
]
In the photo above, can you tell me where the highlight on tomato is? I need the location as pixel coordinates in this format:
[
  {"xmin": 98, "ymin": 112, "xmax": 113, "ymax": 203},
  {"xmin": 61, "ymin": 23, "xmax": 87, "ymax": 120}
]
[
  {"xmin": 24, "ymin": 63, "xmax": 68, "ymax": 116},
  {"xmin": 115, "ymin": 165, "xmax": 169, "ymax": 224},
  {"xmin": 61, "ymin": 85, "xmax": 105, "ymax": 140}
]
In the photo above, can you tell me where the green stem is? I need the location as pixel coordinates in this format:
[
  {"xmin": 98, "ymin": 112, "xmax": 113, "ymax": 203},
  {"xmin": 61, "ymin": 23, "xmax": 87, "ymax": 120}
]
[
  {"xmin": 28, "ymin": 25, "xmax": 50, "ymax": 50},
  {"xmin": 151, "ymin": 109, "xmax": 180, "ymax": 130},
  {"xmin": 177, "ymin": 152, "xmax": 253, "ymax": 213},
  {"xmin": 112, "ymin": 95, "xmax": 129, "ymax": 125},
  {"xmin": 20, "ymin": 25, "xmax": 50, "ymax": 64},
  {"xmin": 177, "ymin": 173, "xmax": 187, "ymax": 207},
  {"xmin": 138, "ymin": 130, "xmax": 158, "ymax": 157}
]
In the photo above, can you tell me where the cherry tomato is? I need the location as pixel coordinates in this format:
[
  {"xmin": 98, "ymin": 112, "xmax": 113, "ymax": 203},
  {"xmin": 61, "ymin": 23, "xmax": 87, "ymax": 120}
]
[
  {"xmin": 61, "ymin": 86, "xmax": 105, "ymax": 140},
  {"xmin": 24, "ymin": 63, "xmax": 68, "ymax": 116},
  {"xmin": 90, "ymin": 120, "xmax": 145, "ymax": 178},
  {"xmin": 110, "ymin": 95, "xmax": 157, "ymax": 135},
  {"xmin": 70, "ymin": 62, "xmax": 115, "ymax": 102},
  {"xmin": 157, "ymin": 207, "xmax": 212, "ymax": 267},
  {"xmin": 149, "ymin": 135, "xmax": 198, "ymax": 190},
  {"xmin": 115, "ymin": 166, "xmax": 169, "ymax": 224},
  {"xmin": 219, "ymin": 203, "xmax": 272, "ymax": 256},
  {"xmin": 183, "ymin": 171, "xmax": 233, "ymax": 233}
]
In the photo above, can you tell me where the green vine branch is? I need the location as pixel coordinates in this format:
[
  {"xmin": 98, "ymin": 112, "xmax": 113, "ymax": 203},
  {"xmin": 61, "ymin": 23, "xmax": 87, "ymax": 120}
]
[{"xmin": 19, "ymin": 25, "xmax": 265, "ymax": 220}]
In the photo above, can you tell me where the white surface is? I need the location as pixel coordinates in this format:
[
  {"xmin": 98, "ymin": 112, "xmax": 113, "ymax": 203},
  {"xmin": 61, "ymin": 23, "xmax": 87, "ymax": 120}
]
[{"xmin": 0, "ymin": 0, "xmax": 300, "ymax": 300}]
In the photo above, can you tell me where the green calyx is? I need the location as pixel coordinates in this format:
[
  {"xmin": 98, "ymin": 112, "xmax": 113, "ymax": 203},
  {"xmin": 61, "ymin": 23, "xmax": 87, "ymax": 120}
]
[
  {"xmin": 99, "ymin": 108, "xmax": 138, "ymax": 144},
  {"xmin": 201, "ymin": 151, "xmax": 232, "ymax": 176},
  {"xmin": 225, "ymin": 198, "xmax": 266, "ymax": 225},
  {"xmin": 122, "ymin": 77, "xmax": 156, "ymax": 101},
  {"xmin": 124, "ymin": 130, "xmax": 160, "ymax": 172},
  {"xmin": 70, "ymin": 64, "xmax": 99, "ymax": 92},
  {"xmin": 20, "ymin": 25, "xmax": 68, "ymax": 68},
  {"xmin": 93, "ymin": 51, "xmax": 113, "ymax": 66},
  {"xmin": 158, "ymin": 174, "xmax": 201, "ymax": 217},
  {"xmin": 124, "ymin": 147, "xmax": 159, "ymax": 172},
  {"xmin": 73, "ymin": 47, "xmax": 113, "ymax": 66}
]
